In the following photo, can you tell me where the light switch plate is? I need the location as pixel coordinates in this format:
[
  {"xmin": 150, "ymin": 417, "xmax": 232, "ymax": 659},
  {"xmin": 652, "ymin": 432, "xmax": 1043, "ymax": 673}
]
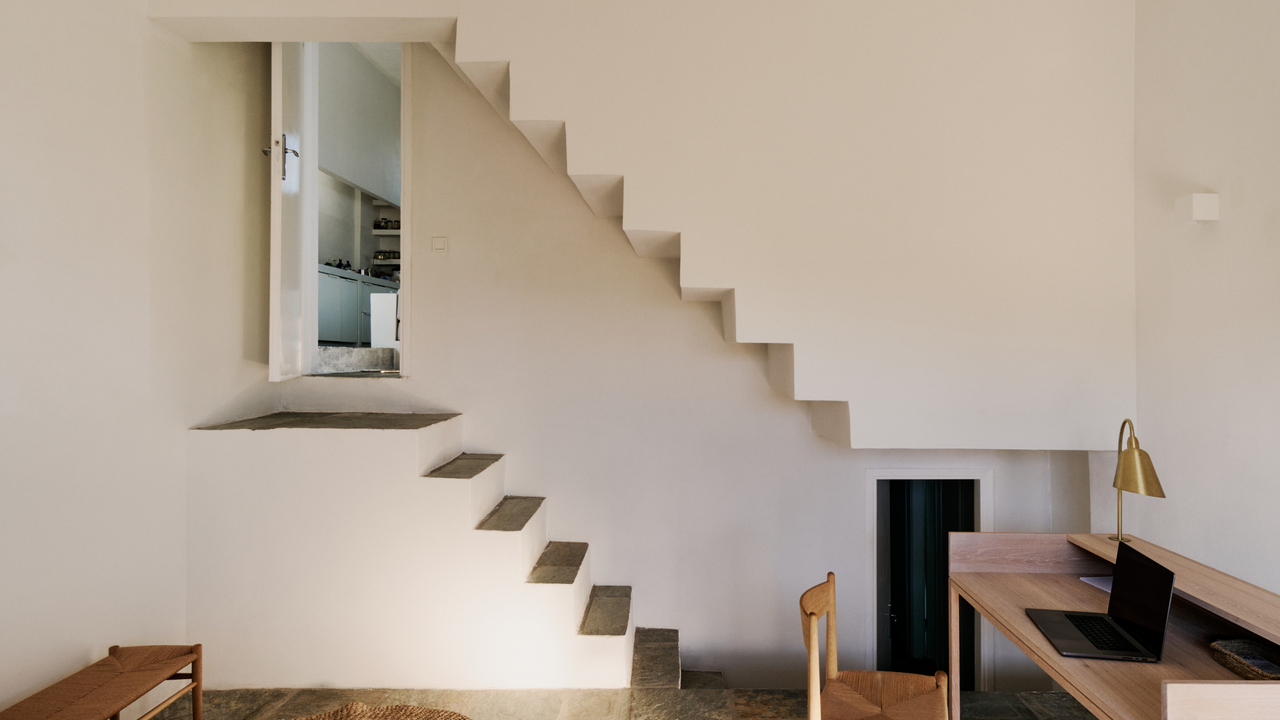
[
  {"xmin": 1175, "ymin": 193, "xmax": 1219, "ymax": 223},
  {"xmin": 432, "ymin": 236, "xmax": 448, "ymax": 252}
]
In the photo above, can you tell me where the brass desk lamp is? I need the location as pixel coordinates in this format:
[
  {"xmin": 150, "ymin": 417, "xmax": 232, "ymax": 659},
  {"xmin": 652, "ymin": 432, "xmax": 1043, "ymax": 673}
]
[{"xmin": 1111, "ymin": 418, "xmax": 1165, "ymax": 543}]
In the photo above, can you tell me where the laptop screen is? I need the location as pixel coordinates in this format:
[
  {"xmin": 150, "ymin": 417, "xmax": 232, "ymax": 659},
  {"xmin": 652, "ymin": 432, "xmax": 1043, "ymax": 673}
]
[{"xmin": 1108, "ymin": 542, "xmax": 1176, "ymax": 659}]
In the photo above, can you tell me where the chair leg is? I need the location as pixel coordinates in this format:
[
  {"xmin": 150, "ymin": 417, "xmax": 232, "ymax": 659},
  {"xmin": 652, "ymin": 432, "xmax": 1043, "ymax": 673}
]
[{"xmin": 191, "ymin": 645, "xmax": 203, "ymax": 720}]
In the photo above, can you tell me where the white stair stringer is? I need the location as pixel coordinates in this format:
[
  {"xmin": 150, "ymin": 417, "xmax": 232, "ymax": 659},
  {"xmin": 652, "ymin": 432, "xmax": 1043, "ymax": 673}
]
[
  {"xmin": 570, "ymin": 174, "xmax": 624, "ymax": 219},
  {"xmin": 457, "ymin": 60, "xmax": 511, "ymax": 121},
  {"xmin": 514, "ymin": 121, "xmax": 568, "ymax": 175},
  {"xmin": 440, "ymin": 29, "xmax": 858, "ymax": 448},
  {"xmin": 766, "ymin": 343, "xmax": 853, "ymax": 446},
  {"xmin": 187, "ymin": 415, "xmax": 632, "ymax": 689},
  {"xmin": 808, "ymin": 400, "xmax": 853, "ymax": 446},
  {"xmin": 624, "ymin": 230, "xmax": 681, "ymax": 259}
]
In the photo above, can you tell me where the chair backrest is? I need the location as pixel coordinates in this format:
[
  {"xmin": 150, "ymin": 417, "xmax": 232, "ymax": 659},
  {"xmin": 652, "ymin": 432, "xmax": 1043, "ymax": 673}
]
[{"xmin": 800, "ymin": 571, "xmax": 840, "ymax": 706}]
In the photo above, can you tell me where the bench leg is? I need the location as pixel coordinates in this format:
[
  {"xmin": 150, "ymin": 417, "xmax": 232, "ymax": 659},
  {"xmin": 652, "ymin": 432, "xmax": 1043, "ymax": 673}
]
[{"xmin": 192, "ymin": 644, "xmax": 203, "ymax": 720}]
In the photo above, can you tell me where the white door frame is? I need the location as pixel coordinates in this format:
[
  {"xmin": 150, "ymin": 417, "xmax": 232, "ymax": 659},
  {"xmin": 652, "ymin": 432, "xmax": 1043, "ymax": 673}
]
[
  {"xmin": 267, "ymin": 41, "xmax": 317, "ymax": 381},
  {"xmin": 864, "ymin": 468, "xmax": 995, "ymax": 690},
  {"xmin": 269, "ymin": 40, "xmax": 414, "ymax": 379},
  {"xmin": 395, "ymin": 42, "xmax": 413, "ymax": 377},
  {"xmin": 151, "ymin": 15, "xmax": 449, "ymax": 380}
]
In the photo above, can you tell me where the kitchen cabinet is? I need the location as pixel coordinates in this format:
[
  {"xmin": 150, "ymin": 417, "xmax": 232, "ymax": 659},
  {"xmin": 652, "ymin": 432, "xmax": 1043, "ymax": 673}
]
[{"xmin": 318, "ymin": 265, "xmax": 397, "ymax": 345}]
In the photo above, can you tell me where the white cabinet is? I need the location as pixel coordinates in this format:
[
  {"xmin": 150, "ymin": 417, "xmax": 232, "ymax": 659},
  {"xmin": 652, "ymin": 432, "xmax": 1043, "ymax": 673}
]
[
  {"xmin": 358, "ymin": 279, "xmax": 397, "ymax": 345},
  {"xmin": 318, "ymin": 265, "xmax": 397, "ymax": 345}
]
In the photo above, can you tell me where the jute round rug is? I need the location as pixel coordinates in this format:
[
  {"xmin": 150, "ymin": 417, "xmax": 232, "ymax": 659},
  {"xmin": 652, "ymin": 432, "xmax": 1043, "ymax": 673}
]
[{"xmin": 289, "ymin": 702, "xmax": 470, "ymax": 720}]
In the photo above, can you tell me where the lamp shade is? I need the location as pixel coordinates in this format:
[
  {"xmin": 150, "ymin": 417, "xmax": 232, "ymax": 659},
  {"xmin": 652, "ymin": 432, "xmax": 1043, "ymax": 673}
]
[{"xmin": 1113, "ymin": 435, "xmax": 1164, "ymax": 498}]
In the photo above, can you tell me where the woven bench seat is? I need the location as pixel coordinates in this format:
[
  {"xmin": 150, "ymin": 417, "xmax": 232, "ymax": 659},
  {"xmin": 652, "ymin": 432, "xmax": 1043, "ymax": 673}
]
[{"xmin": 0, "ymin": 645, "xmax": 201, "ymax": 720}]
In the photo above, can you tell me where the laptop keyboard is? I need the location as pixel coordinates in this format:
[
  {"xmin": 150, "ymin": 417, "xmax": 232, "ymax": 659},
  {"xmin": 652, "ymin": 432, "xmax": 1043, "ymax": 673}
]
[{"xmin": 1066, "ymin": 614, "xmax": 1140, "ymax": 653}]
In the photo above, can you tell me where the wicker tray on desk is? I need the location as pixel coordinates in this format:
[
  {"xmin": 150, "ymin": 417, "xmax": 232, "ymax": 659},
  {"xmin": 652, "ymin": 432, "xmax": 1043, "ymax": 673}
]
[{"xmin": 1210, "ymin": 638, "xmax": 1280, "ymax": 680}]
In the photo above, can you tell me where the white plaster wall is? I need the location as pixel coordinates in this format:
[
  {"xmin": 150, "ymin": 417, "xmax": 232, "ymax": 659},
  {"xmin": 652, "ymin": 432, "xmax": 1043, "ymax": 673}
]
[
  {"xmin": 318, "ymin": 171, "xmax": 357, "ymax": 263},
  {"xmin": 270, "ymin": 42, "xmax": 1088, "ymax": 688},
  {"xmin": 318, "ymin": 42, "xmax": 401, "ymax": 204},
  {"xmin": 1129, "ymin": 0, "xmax": 1280, "ymax": 593},
  {"xmin": 155, "ymin": 0, "xmax": 1139, "ymax": 451},
  {"xmin": 0, "ymin": 1, "xmax": 277, "ymax": 710},
  {"xmin": 0, "ymin": 0, "xmax": 1126, "ymax": 701}
]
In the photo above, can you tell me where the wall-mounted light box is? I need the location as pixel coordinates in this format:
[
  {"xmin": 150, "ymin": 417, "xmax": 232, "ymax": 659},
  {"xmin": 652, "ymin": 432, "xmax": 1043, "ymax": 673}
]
[{"xmin": 1176, "ymin": 193, "xmax": 1219, "ymax": 223}]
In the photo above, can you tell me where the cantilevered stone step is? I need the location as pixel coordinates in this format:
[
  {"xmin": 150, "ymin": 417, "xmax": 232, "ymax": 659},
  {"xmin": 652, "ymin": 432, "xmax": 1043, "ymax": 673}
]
[
  {"xmin": 199, "ymin": 411, "xmax": 458, "ymax": 431},
  {"xmin": 681, "ymin": 670, "xmax": 725, "ymax": 689},
  {"xmin": 632, "ymin": 627, "xmax": 680, "ymax": 688},
  {"xmin": 428, "ymin": 453, "xmax": 503, "ymax": 478},
  {"xmin": 528, "ymin": 541, "xmax": 588, "ymax": 584},
  {"xmin": 476, "ymin": 496, "xmax": 545, "ymax": 531},
  {"xmin": 580, "ymin": 585, "xmax": 631, "ymax": 636}
]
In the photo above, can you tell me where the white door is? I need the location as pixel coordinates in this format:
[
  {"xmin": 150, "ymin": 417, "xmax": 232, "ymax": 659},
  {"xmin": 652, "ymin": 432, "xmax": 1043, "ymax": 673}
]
[{"xmin": 268, "ymin": 42, "xmax": 319, "ymax": 381}]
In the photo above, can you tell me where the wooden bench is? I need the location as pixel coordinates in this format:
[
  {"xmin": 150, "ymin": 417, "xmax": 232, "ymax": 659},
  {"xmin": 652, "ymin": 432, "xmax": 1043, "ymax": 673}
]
[{"xmin": 0, "ymin": 645, "xmax": 201, "ymax": 720}]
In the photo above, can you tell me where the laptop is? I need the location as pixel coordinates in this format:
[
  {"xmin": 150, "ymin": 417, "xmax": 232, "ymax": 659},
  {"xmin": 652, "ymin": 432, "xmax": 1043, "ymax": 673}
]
[{"xmin": 1026, "ymin": 541, "xmax": 1176, "ymax": 662}]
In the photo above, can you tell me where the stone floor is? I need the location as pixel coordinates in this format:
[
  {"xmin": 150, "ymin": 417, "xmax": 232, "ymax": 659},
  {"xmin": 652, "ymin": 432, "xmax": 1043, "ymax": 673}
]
[{"xmin": 158, "ymin": 688, "xmax": 1094, "ymax": 720}]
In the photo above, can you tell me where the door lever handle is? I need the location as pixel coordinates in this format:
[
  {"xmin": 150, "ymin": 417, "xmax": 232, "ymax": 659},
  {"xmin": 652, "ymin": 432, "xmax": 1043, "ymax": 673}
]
[{"xmin": 266, "ymin": 135, "xmax": 301, "ymax": 180}]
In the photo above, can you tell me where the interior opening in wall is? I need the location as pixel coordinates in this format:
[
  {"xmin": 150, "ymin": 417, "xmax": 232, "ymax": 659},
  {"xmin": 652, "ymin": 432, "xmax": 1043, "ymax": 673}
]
[
  {"xmin": 314, "ymin": 42, "xmax": 403, "ymax": 376},
  {"xmin": 268, "ymin": 41, "xmax": 410, "ymax": 382},
  {"xmin": 876, "ymin": 478, "xmax": 977, "ymax": 690}
]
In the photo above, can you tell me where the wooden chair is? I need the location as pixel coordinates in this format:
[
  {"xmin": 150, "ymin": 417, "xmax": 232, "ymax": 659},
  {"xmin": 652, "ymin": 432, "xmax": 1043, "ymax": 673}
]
[{"xmin": 801, "ymin": 573, "xmax": 948, "ymax": 720}]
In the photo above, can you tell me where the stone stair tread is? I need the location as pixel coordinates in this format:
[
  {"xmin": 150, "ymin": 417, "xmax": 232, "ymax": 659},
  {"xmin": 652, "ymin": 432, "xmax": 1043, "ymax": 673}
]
[
  {"xmin": 315, "ymin": 347, "xmax": 398, "ymax": 374},
  {"xmin": 528, "ymin": 541, "xmax": 588, "ymax": 584},
  {"xmin": 580, "ymin": 585, "xmax": 631, "ymax": 636},
  {"xmin": 635, "ymin": 627, "xmax": 678, "ymax": 645},
  {"xmin": 427, "ymin": 453, "xmax": 504, "ymax": 479},
  {"xmin": 680, "ymin": 670, "xmax": 725, "ymax": 689},
  {"xmin": 631, "ymin": 647, "xmax": 680, "ymax": 688},
  {"xmin": 199, "ymin": 412, "xmax": 459, "ymax": 431},
  {"xmin": 476, "ymin": 496, "xmax": 545, "ymax": 531}
]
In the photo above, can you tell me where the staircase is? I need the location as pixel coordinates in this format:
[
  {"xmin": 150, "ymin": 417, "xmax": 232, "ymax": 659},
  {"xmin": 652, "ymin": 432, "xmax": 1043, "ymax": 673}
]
[
  {"xmin": 431, "ymin": 38, "xmax": 854, "ymax": 447},
  {"xmin": 631, "ymin": 627, "xmax": 726, "ymax": 692},
  {"xmin": 188, "ymin": 411, "xmax": 634, "ymax": 690},
  {"xmin": 431, "ymin": 456, "xmax": 633, "ymax": 638}
]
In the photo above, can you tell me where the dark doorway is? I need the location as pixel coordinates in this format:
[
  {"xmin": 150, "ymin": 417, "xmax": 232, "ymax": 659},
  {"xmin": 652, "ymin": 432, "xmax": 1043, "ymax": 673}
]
[{"xmin": 879, "ymin": 479, "xmax": 976, "ymax": 689}]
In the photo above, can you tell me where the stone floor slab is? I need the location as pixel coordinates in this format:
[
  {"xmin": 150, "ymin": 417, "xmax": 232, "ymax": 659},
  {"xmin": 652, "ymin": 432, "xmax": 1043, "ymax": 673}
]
[
  {"xmin": 555, "ymin": 689, "xmax": 629, "ymax": 720},
  {"xmin": 960, "ymin": 691, "xmax": 1039, "ymax": 719},
  {"xmin": 378, "ymin": 690, "xmax": 475, "ymax": 715},
  {"xmin": 157, "ymin": 690, "xmax": 298, "ymax": 720},
  {"xmin": 456, "ymin": 690, "xmax": 564, "ymax": 720},
  {"xmin": 732, "ymin": 689, "xmax": 807, "ymax": 719},
  {"xmin": 1017, "ymin": 692, "xmax": 1095, "ymax": 720},
  {"xmin": 264, "ymin": 689, "xmax": 395, "ymax": 720},
  {"xmin": 629, "ymin": 689, "xmax": 734, "ymax": 720}
]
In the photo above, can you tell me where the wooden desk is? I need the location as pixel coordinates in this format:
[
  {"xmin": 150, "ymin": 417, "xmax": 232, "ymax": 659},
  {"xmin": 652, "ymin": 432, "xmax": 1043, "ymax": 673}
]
[{"xmin": 948, "ymin": 533, "xmax": 1280, "ymax": 720}]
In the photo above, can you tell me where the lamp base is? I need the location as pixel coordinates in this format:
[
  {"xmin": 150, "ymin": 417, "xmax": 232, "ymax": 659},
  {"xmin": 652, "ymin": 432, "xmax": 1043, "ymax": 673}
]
[{"xmin": 1108, "ymin": 536, "xmax": 1132, "ymax": 543}]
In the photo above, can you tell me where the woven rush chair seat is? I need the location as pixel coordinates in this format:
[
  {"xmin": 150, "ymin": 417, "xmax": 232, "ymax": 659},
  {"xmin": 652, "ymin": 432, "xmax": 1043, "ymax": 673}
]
[
  {"xmin": 0, "ymin": 645, "xmax": 201, "ymax": 720},
  {"xmin": 801, "ymin": 573, "xmax": 948, "ymax": 720},
  {"xmin": 819, "ymin": 669, "xmax": 947, "ymax": 720}
]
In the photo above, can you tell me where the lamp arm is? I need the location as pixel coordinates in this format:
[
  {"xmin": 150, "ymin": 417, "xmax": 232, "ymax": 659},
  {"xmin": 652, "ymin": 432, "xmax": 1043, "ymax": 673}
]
[
  {"xmin": 1113, "ymin": 418, "xmax": 1135, "ymax": 543},
  {"xmin": 1118, "ymin": 419, "xmax": 1134, "ymax": 452}
]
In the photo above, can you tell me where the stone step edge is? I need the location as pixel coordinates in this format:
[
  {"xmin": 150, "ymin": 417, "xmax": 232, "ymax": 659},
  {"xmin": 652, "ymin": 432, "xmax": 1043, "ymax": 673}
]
[
  {"xmin": 476, "ymin": 495, "xmax": 545, "ymax": 532},
  {"xmin": 426, "ymin": 452, "xmax": 504, "ymax": 479},
  {"xmin": 528, "ymin": 541, "xmax": 588, "ymax": 584},
  {"xmin": 579, "ymin": 585, "xmax": 632, "ymax": 636}
]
